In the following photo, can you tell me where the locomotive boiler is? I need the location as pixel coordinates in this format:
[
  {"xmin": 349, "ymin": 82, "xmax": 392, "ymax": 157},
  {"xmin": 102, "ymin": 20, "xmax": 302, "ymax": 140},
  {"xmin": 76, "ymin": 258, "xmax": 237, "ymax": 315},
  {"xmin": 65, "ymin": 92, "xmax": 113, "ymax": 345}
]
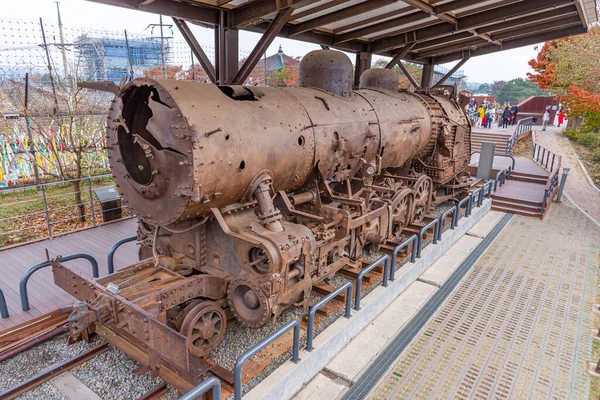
[{"xmin": 53, "ymin": 50, "xmax": 472, "ymax": 378}]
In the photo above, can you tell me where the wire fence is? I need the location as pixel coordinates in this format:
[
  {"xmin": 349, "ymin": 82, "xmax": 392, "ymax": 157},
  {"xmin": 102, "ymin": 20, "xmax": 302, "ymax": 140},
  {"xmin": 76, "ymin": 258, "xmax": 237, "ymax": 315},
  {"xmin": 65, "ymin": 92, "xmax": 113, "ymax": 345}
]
[{"xmin": 0, "ymin": 174, "xmax": 131, "ymax": 248}]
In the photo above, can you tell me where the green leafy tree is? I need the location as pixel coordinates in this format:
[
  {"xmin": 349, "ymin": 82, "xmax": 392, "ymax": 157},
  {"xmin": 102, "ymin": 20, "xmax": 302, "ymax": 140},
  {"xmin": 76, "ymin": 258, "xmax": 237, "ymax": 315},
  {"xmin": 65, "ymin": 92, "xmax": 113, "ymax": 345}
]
[
  {"xmin": 476, "ymin": 83, "xmax": 491, "ymax": 93},
  {"xmin": 496, "ymin": 78, "xmax": 547, "ymax": 105}
]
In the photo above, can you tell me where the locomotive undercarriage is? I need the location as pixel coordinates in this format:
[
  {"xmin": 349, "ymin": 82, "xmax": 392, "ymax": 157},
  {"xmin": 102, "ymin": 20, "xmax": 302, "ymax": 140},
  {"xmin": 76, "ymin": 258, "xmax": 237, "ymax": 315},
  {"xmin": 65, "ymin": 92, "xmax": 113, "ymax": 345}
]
[{"xmin": 54, "ymin": 166, "xmax": 471, "ymax": 374}]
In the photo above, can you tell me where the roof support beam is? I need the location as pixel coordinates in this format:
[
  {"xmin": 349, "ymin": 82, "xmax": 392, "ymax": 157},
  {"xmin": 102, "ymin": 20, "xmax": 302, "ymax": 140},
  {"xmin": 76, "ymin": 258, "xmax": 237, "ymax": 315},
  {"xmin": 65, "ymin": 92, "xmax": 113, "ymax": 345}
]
[
  {"xmin": 335, "ymin": 11, "xmax": 429, "ymax": 43},
  {"xmin": 86, "ymin": 0, "xmax": 219, "ymax": 25},
  {"xmin": 433, "ymin": 58, "xmax": 469, "ymax": 87},
  {"xmin": 434, "ymin": 0, "xmax": 482, "ymax": 14},
  {"xmin": 232, "ymin": 0, "xmax": 320, "ymax": 27},
  {"xmin": 402, "ymin": 0, "xmax": 457, "ymax": 25},
  {"xmin": 398, "ymin": 62, "xmax": 420, "ymax": 88},
  {"xmin": 233, "ymin": 8, "xmax": 294, "ymax": 84},
  {"xmin": 432, "ymin": 24, "xmax": 587, "ymax": 64},
  {"xmin": 333, "ymin": 6, "xmax": 414, "ymax": 33},
  {"xmin": 289, "ymin": 0, "xmax": 397, "ymax": 35},
  {"xmin": 172, "ymin": 18, "xmax": 216, "ymax": 83},
  {"xmin": 371, "ymin": 0, "xmax": 574, "ymax": 53},
  {"xmin": 385, "ymin": 43, "xmax": 416, "ymax": 69},
  {"xmin": 292, "ymin": 0, "xmax": 349, "ymax": 20},
  {"xmin": 490, "ymin": 15, "xmax": 582, "ymax": 42}
]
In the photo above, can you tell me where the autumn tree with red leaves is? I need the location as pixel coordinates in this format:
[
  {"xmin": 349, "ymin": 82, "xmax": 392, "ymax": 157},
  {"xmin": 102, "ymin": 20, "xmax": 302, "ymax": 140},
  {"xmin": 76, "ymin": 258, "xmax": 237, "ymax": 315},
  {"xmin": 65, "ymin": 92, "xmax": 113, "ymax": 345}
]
[{"xmin": 528, "ymin": 26, "xmax": 600, "ymax": 131}]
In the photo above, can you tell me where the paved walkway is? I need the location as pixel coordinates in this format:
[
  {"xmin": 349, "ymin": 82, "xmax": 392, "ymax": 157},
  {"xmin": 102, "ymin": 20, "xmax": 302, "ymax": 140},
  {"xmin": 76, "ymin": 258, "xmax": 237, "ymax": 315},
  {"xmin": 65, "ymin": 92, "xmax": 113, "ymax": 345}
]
[
  {"xmin": 368, "ymin": 199, "xmax": 598, "ymax": 399},
  {"xmin": 534, "ymin": 125, "xmax": 600, "ymax": 223},
  {"xmin": 0, "ymin": 218, "xmax": 138, "ymax": 329}
]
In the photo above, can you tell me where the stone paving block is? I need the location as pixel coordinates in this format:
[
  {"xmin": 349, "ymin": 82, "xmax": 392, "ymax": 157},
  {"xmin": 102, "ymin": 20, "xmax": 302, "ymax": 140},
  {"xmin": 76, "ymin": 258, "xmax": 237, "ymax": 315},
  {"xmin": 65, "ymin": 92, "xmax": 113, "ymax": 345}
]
[
  {"xmin": 466, "ymin": 210, "xmax": 505, "ymax": 239},
  {"xmin": 419, "ymin": 235, "xmax": 482, "ymax": 287},
  {"xmin": 292, "ymin": 373, "xmax": 346, "ymax": 400}
]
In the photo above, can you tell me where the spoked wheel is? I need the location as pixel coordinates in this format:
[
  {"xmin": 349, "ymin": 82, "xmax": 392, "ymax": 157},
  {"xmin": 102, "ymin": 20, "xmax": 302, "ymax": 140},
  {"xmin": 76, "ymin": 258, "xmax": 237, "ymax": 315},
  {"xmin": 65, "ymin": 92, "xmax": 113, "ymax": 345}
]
[
  {"xmin": 180, "ymin": 301, "xmax": 226, "ymax": 357},
  {"xmin": 227, "ymin": 278, "xmax": 271, "ymax": 328},
  {"xmin": 391, "ymin": 188, "xmax": 414, "ymax": 237},
  {"xmin": 412, "ymin": 176, "xmax": 433, "ymax": 223}
]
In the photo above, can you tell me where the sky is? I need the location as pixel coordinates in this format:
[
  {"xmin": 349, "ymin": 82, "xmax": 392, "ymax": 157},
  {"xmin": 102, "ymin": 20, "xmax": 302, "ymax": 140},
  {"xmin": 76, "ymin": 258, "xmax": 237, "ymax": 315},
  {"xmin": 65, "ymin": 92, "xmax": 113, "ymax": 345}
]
[{"xmin": 2, "ymin": 0, "xmax": 542, "ymax": 84}]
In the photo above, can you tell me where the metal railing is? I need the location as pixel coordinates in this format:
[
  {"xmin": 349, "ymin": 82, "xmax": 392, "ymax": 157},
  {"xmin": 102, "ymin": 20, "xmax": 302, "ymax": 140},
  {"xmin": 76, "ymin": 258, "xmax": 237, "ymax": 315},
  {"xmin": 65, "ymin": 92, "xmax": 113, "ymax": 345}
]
[
  {"xmin": 506, "ymin": 117, "xmax": 533, "ymax": 153},
  {"xmin": 178, "ymin": 377, "xmax": 221, "ymax": 400},
  {"xmin": 390, "ymin": 235, "xmax": 417, "ymax": 281},
  {"xmin": 0, "ymin": 289, "xmax": 8, "ymax": 318},
  {"xmin": 438, "ymin": 207, "xmax": 457, "ymax": 241},
  {"xmin": 533, "ymin": 143, "xmax": 560, "ymax": 173},
  {"xmin": 471, "ymin": 151, "xmax": 516, "ymax": 171},
  {"xmin": 0, "ymin": 174, "xmax": 129, "ymax": 248},
  {"xmin": 355, "ymin": 255, "xmax": 389, "ymax": 311},
  {"xmin": 493, "ymin": 165, "xmax": 512, "ymax": 191},
  {"xmin": 416, "ymin": 219, "xmax": 439, "ymax": 259},
  {"xmin": 20, "ymin": 253, "xmax": 99, "ymax": 311},
  {"xmin": 108, "ymin": 235, "xmax": 137, "ymax": 274},
  {"xmin": 234, "ymin": 320, "xmax": 300, "ymax": 400},
  {"xmin": 306, "ymin": 281, "xmax": 353, "ymax": 351}
]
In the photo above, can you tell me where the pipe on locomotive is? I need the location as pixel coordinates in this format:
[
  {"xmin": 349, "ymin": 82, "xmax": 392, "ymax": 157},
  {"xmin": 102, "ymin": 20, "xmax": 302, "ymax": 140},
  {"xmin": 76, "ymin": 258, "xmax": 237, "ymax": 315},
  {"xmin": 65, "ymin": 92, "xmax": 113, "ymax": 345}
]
[{"xmin": 105, "ymin": 50, "xmax": 446, "ymax": 228}]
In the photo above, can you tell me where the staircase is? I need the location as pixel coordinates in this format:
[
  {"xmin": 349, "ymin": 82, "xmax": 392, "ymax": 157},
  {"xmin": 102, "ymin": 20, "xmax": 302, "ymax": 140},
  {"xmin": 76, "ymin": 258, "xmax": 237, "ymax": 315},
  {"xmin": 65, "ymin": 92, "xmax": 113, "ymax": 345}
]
[
  {"xmin": 471, "ymin": 130, "xmax": 510, "ymax": 153},
  {"xmin": 490, "ymin": 164, "xmax": 552, "ymax": 218}
]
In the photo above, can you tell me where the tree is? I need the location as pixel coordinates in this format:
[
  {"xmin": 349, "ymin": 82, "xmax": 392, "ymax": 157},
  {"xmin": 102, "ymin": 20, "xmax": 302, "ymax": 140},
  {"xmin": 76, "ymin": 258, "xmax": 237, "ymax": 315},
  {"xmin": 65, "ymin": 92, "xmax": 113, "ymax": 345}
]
[
  {"xmin": 476, "ymin": 83, "xmax": 491, "ymax": 94},
  {"xmin": 528, "ymin": 26, "xmax": 600, "ymax": 128},
  {"xmin": 143, "ymin": 65, "xmax": 184, "ymax": 80},
  {"xmin": 495, "ymin": 78, "xmax": 546, "ymax": 105},
  {"xmin": 490, "ymin": 80, "xmax": 507, "ymax": 95},
  {"xmin": 371, "ymin": 59, "xmax": 423, "ymax": 89}
]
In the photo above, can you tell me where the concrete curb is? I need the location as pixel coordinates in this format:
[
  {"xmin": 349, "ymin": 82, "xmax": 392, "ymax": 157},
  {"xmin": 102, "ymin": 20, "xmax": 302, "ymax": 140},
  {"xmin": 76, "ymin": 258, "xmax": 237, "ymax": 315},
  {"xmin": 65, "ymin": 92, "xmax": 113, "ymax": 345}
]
[{"xmin": 244, "ymin": 200, "xmax": 492, "ymax": 400}]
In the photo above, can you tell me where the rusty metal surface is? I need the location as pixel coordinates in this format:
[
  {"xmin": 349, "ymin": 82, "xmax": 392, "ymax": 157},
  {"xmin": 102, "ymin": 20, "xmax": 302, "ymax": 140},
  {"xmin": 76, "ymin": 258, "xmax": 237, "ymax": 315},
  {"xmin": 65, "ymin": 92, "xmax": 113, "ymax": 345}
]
[{"xmin": 55, "ymin": 50, "xmax": 474, "ymax": 390}]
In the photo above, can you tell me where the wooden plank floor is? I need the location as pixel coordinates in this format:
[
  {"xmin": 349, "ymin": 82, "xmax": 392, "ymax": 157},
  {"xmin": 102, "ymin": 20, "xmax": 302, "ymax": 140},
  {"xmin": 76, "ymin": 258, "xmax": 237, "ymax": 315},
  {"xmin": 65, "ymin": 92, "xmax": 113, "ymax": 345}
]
[
  {"xmin": 492, "ymin": 180, "xmax": 546, "ymax": 204},
  {"xmin": 471, "ymin": 125, "xmax": 513, "ymax": 137},
  {"xmin": 0, "ymin": 218, "xmax": 139, "ymax": 330},
  {"xmin": 470, "ymin": 155, "xmax": 549, "ymax": 178}
]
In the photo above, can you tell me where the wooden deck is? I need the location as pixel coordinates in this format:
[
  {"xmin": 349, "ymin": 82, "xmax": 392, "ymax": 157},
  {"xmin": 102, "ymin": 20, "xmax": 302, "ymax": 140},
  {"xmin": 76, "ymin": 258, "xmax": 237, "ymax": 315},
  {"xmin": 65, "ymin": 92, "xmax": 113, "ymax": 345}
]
[
  {"xmin": 469, "ymin": 154, "xmax": 549, "ymax": 177},
  {"xmin": 0, "ymin": 218, "xmax": 138, "ymax": 330}
]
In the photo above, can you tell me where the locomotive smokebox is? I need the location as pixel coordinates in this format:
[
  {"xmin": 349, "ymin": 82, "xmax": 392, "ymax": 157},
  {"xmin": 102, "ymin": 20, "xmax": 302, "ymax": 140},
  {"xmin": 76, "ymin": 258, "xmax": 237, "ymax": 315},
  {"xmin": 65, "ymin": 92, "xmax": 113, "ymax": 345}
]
[{"xmin": 298, "ymin": 50, "xmax": 353, "ymax": 96}]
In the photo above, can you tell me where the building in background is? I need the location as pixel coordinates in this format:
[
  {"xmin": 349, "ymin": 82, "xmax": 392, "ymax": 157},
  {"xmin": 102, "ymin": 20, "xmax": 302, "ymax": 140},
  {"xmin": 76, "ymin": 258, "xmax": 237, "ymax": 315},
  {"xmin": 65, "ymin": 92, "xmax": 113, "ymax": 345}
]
[
  {"xmin": 75, "ymin": 35, "xmax": 170, "ymax": 82},
  {"xmin": 433, "ymin": 65, "xmax": 466, "ymax": 89}
]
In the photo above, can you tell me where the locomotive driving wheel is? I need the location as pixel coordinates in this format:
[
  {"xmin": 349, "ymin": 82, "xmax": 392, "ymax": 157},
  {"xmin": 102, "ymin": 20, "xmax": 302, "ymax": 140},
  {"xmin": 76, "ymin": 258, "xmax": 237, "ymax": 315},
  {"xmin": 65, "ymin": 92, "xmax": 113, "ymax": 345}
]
[
  {"xmin": 180, "ymin": 301, "xmax": 226, "ymax": 357},
  {"xmin": 228, "ymin": 278, "xmax": 271, "ymax": 328},
  {"xmin": 413, "ymin": 176, "xmax": 433, "ymax": 223},
  {"xmin": 391, "ymin": 188, "xmax": 414, "ymax": 237}
]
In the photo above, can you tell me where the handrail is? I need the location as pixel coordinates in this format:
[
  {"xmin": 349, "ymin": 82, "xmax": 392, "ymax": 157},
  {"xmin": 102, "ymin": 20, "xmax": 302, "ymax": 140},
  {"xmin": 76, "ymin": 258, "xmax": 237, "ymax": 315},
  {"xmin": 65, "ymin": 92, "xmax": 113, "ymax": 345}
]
[
  {"xmin": 470, "ymin": 151, "xmax": 516, "ymax": 171},
  {"xmin": 107, "ymin": 235, "xmax": 137, "ymax": 274},
  {"xmin": 355, "ymin": 255, "xmax": 389, "ymax": 311},
  {"xmin": 0, "ymin": 289, "xmax": 8, "ymax": 318},
  {"xmin": 457, "ymin": 195, "xmax": 472, "ymax": 222},
  {"xmin": 533, "ymin": 143, "xmax": 561, "ymax": 173},
  {"xmin": 416, "ymin": 219, "xmax": 439, "ymax": 258},
  {"xmin": 506, "ymin": 117, "xmax": 533, "ymax": 153},
  {"xmin": 471, "ymin": 187, "xmax": 483, "ymax": 208},
  {"xmin": 307, "ymin": 281, "xmax": 353, "ymax": 351},
  {"xmin": 234, "ymin": 320, "xmax": 300, "ymax": 400},
  {"xmin": 20, "ymin": 253, "xmax": 99, "ymax": 311},
  {"xmin": 390, "ymin": 235, "xmax": 417, "ymax": 281},
  {"xmin": 438, "ymin": 206, "xmax": 458, "ymax": 241},
  {"xmin": 178, "ymin": 377, "xmax": 221, "ymax": 400}
]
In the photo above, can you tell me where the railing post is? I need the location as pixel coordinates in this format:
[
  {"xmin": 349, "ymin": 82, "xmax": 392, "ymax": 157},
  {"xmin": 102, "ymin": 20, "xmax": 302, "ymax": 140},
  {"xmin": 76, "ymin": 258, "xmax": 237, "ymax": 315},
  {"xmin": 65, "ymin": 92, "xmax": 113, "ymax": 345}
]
[
  {"xmin": 390, "ymin": 235, "xmax": 417, "ymax": 281},
  {"xmin": 178, "ymin": 377, "xmax": 221, "ymax": 400},
  {"xmin": 108, "ymin": 235, "xmax": 137, "ymax": 274},
  {"xmin": 556, "ymin": 168, "xmax": 570, "ymax": 203},
  {"xmin": 354, "ymin": 255, "xmax": 389, "ymax": 311},
  {"xmin": 0, "ymin": 289, "xmax": 8, "ymax": 318},
  {"xmin": 88, "ymin": 177, "xmax": 96, "ymax": 227},
  {"xmin": 551, "ymin": 154, "xmax": 555, "ymax": 172},
  {"xmin": 306, "ymin": 282, "xmax": 353, "ymax": 351},
  {"xmin": 41, "ymin": 183, "xmax": 52, "ymax": 238}
]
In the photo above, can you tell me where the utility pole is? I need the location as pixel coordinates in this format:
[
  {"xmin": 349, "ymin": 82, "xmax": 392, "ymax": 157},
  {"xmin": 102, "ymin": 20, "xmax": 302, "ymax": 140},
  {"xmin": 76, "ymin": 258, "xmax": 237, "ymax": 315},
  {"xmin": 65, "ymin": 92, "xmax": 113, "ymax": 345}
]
[
  {"xmin": 159, "ymin": 15, "xmax": 166, "ymax": 78},
  {"xmin": 55, "ymin": 2, "xmax": 70, "ymax": 85},
  {"xmin": 24, "ymin": 73, "xmax": 41, "ymax": 185},
  {"xmin": 124, "ymin": 30, "xmax": 134, "ymax": 81}
]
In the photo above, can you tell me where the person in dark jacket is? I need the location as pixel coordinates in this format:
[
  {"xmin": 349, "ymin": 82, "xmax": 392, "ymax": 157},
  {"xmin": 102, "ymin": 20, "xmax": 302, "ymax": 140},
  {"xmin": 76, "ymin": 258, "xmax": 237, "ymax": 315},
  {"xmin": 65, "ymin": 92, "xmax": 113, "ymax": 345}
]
[
  {"xmin": 502, "ymin": 106, "xmax": 511, "ymax": 130},
  {"xmin": 510, "ymin": 105, "xmax": 519, "ymax": 125}
]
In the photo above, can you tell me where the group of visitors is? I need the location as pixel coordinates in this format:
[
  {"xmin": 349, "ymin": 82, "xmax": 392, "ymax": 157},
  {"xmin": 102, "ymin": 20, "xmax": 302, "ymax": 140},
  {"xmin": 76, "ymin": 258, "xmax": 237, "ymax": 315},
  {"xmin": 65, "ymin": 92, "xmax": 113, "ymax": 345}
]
[
  {"xmin": 466, "ymin": 99, "xmax": 519, "ymax": 130},
  {"xmin": 541, "ymin": 107, "xmax": 567, "ymax": 131}
]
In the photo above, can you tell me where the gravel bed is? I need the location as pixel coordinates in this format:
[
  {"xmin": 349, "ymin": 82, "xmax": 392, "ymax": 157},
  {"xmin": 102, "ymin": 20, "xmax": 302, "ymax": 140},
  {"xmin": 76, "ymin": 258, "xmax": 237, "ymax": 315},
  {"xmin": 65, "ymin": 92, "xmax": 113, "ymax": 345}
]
[
  {"xmin": 71, "ymin": 344, "xmax": 164, "ymax": 400},
  {"xmin": 0, "ymin": 332, "xmax": 106, "ymax": 392},
  {"xmin": 15, "ymin": 382, "xmax": 64, "ymax": 400}
]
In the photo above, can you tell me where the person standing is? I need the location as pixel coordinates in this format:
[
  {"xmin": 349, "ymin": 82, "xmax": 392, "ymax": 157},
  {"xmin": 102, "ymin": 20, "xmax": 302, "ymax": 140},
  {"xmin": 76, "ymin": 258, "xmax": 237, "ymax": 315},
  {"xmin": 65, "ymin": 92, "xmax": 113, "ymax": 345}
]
[
  {"xmin": 477, "ymin": 105, "xmax": 484, "ymax": 128},
  {"xmin": 511, "ymin": 104, "xmax": 519, "ymax": 125},
  {"xmin": 502, "ymin": 106, "xmax": 511, "ymax": 130},
  {"xmin": 542, "ymin": 109, "xmax": 550, "ymax": 131},
  {"xmin": 557, "ymin": 108, "xmax": 565, "ymax": 127}
]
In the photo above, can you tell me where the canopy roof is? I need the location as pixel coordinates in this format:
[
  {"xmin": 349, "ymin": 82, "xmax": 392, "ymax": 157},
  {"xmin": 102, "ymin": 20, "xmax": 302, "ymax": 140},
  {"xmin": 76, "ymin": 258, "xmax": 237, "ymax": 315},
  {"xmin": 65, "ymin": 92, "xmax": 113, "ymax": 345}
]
[{"xmin": 90, "ymin": 0, "xmax": 596, "ymax": 64}]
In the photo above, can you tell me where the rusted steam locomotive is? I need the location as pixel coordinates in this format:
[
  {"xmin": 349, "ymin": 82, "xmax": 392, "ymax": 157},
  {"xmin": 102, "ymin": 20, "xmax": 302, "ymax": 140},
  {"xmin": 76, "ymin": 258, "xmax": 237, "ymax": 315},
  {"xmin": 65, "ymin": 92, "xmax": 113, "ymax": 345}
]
[{"xmin": 53, "ymin": 50, "xmax": 472, "ymax": 379}]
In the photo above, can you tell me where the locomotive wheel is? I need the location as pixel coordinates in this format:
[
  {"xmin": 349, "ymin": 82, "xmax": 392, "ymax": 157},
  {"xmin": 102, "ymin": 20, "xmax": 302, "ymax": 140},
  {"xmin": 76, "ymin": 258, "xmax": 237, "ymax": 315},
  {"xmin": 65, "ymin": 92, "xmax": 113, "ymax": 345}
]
[
  {"xmin": 413, "ymin": 176, "xmax": 433, "ymax": 223},
  {"xmin": 227, "ymin": 278, "xmax": 271, "ymax": 328},
  {"xmin": 180, "ymin": 301, "xmax": 226, "ymax": 357},
  {"xmin": 391, "ymin": 188, "xmax": 414, "ymax": 236}
]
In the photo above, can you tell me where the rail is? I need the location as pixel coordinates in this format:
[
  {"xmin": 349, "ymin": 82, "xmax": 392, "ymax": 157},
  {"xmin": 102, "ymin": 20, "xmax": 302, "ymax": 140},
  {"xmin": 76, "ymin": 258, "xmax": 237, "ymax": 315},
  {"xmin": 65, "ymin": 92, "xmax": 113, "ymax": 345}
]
[
  {"xmin": 533, "ymin": 143, "xmax": 560, "ymax": 173},
  {"xmin": 470, "ymin": 151, "xmax": 516, "ymax": 171},
  {"xmin": 541, "ymin": 155, "xmax": 562, "ymax": 214},
  {"xmin": 416, "ymin": 219, "xmax": 439, "ymax": 259},
  {"xmin": 306, "ymin": 281, "xmax": 353, "ymax": 351},
  {"xmin": 234, "ymin": 320, "xmax": 300, "ymax": 400},
  {"xmin": 107, "ymin": 235, "xmax": 137, "ymax": 274},
  {"xmin": 178, "ymin": 377, "xmax": 222, "ymax": 400},
  {"xmin": 390, "ymin": 235, "xmax": 417, "ymax": 281},
  {"xmin": 354, "ymin": 255, "xmax": 389, "ymax": 311},
  {"xmin": 0, "ymin": 289, "xmax": 8, "ymax": 318},
  {"xmin": 20, "ymin": 253, "xmax": 99, "ymax": 311},
  {"xmin": 0, "ymin": 174, "xmax": 130, "ymax": 249},
  {"xmin": 506, "ymin": 117, "xmax": 533, "ymax": 153}
]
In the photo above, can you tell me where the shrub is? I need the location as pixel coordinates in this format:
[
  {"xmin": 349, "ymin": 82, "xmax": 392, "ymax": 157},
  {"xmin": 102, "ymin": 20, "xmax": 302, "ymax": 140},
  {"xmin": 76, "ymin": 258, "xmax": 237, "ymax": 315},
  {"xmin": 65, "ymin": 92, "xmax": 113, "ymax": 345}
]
[
  {"xmin": 593, "ymin": 148, "xmax": 600, "ymax": 163},
  {"xmin": 576, "ymin": 131, "xmax": 600, "ymax": 148}
]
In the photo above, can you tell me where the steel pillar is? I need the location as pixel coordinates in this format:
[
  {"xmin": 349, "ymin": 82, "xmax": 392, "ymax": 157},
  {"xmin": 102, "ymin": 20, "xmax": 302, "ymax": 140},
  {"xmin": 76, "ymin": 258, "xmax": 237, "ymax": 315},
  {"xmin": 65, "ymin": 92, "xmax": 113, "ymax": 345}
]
[
  {"xmin": 354, "ymin": 52, "xmax": 372, "ymax": 87},
  {"xmin": 421, "ymin": 61, "xmax": 434, "ymax": 88}
]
